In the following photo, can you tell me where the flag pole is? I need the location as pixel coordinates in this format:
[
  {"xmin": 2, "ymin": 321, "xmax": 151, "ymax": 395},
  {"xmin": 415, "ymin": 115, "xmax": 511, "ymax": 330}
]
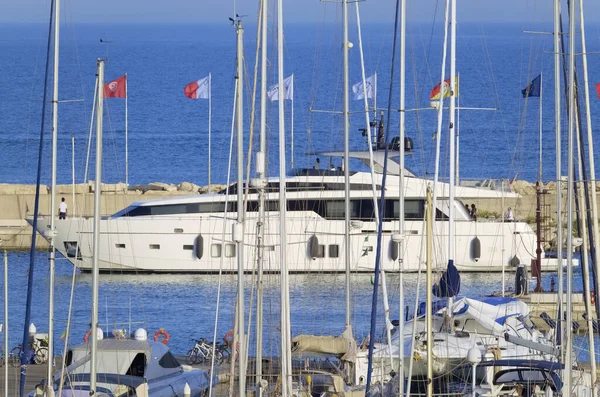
[
  {"xmin": 72, "ymin": 135, "xmax": 76, "ymax": 216},
  {"xmin": 125, "ymin": 72, "xmax": 129, "ymax": 188},
  {"xmin": 374, "ymin": 72, "xmax": 377, "ymax": 123},
  {"xmin": 84, "ymin": 77, "xmax": 98, "ymax": 183},
  {"xmin": 208, "ymin": 72, "xmax": 212, "ymax": 188},
  {"xmin": 456, "ymin": 73, "xmax": 460, "ymax": 186},
  {"xmin": 291, "ymin": 73, "xmax": 294, "ymax": 169},
  {"xmin": 539, "ymin": 72, "xmax": 542, "ymax": 183},
  {"xmin": 372, "ymin": 73, "xmax": 377, "ymax": 146}
]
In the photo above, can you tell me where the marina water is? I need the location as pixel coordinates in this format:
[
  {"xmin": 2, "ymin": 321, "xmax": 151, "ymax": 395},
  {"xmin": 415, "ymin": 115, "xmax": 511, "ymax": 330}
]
[{"xmin": 0, "ymin": 252, "xmax": 596, "ymax": 364}]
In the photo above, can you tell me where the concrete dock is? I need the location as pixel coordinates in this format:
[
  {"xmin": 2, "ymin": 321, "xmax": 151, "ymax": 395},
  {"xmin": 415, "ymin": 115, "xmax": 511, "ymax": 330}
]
[
  {"xmin": 520, "ymin": 292, "xmax": 599, "ymax": 334},
  {"xmin": 0, "ymin": 355, "xmax": 231, "ymax": 397}
]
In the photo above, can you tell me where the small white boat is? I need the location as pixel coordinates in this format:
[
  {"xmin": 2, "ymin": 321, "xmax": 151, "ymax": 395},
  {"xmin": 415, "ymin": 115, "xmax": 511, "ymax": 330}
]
[
  {"xmin": 31, "ymin": 331, "xmax": 217, "ymax": 397},
  {"xmin": 359, "ymin": 296, "xmax": 557, "ymax": 382}
]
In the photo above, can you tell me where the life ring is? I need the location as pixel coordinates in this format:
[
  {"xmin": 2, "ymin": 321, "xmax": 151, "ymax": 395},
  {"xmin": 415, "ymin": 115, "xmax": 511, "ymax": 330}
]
[
  {"xmin": 224, "ymin": 330, "xmax": 234, "ymax": 348},
  {"xmin": 154, "ymin": 328, "xmax": 169, "ymax": 345},
  {"xmin": 83, "ymin": 329, "xmax": 93, "ymax": 343}
]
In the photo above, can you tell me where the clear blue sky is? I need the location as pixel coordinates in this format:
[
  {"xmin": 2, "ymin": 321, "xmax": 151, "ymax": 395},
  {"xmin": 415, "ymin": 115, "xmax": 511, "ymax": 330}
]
[{"xmin": 4, "ymin": 0, "xmax": 599, "ymax": 24}]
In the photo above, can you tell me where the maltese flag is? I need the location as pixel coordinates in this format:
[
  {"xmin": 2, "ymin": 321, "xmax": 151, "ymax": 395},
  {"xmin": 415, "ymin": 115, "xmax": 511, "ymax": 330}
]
[{"xmin": 184, "ymin": 76, "xmax": 210, "ymax": 99}]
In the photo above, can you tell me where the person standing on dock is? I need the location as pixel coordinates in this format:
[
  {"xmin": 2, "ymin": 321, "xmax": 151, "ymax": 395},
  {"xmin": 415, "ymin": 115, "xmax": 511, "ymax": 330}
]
[{"xmin": 59, "ymin": 197, "xmax": 67, "ymax": 219}]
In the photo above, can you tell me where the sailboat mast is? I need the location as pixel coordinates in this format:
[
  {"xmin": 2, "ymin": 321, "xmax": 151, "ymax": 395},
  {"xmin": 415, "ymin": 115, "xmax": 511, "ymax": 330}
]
[
  {"xmin": 432, "ymin": 0, "xmax": 450, "ymax": 213},
  {"xmin": 426, "ymin": 187, "xmax": 433, "ymax": 397},
  {"xmin": 579, "ymin": 0, "xmax": 600, "ymax": 322},
  {"xmin": 3, "ymin": 251, "xmax": 7, "ymax": 397},
  {"xmin": 20, "ymin": 1, "xmax": 55, "ymax": 393},
  {"xmin": 235, "ymin": 20, "xmax": 246, "ymax": 397},
  {"xmin": 255, "ymin": 0, "xmax": 268, "ymax": 391},
  {"xmin": 398, "ymin": 0, "xmax": 406, "ymax": 391},
  {"xmin": 553, "ymin": 0, "xmax": 563, "ymax": 356},
  {"xmin": 578, "ymin": 1, "xmax": 599, "ymax": 390},
  {"xmin": 565, "ymin": 0, "xmax": 575, "ymax": 392},
  {"xmin": 448, "ymin": 0, "xmax": 456, "ymax": 268},
  {"xmin": 90, "ymin": 58, "xmax": 105, "ymax": 395},
  {"xmin": 277, "ymin": 1, "xmax": 292, "ymax": 395},
  {"xmin": 342, "ymin": 0, "xmax": 352, "ymax": 332},
  {"xmin": 47, "ymin": 0, "xmax": 60, "ymax": 389}
]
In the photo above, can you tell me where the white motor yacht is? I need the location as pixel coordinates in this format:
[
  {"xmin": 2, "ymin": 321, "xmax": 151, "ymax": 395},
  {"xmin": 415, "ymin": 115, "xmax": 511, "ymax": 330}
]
[{"xmin": 32, "ymin": 151, "xmax": 563, "ymax": 273}]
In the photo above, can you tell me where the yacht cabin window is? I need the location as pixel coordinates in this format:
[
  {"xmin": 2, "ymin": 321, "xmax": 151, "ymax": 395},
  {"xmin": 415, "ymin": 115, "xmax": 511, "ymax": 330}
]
[
  {"xmin": 158, "ymin": 351, "xmax": 180, "ymax": 368},
  {"xmin": 211, "ymin": 244, "xmax": 222, "ymax": 258},
  {"xmin": 120, "ymin": 199, "xmax": 428, "ymax": 221},
  {"xmin": 126, "ymin": 353, "xmax": 146, "ymax": 376},
  {"xmin": 224, "ymin": 244, "xmax": 236, "ymax": 258},
  {"xmin": 329, "ymin": 245, "xmax": 339, "ymax": 258}
]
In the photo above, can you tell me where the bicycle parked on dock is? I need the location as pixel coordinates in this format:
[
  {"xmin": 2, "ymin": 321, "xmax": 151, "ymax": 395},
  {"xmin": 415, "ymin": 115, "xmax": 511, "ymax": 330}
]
[
  {"xmin": 9, "ymin": 338, "xmax": 49, "ymax": 367},
  {"xmin": 186, "ymin": 338, "xmax": 225, "ymax": 365}
]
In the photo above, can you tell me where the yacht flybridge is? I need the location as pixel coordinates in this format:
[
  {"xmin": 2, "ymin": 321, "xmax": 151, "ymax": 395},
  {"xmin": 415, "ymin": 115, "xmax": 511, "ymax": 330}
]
[{"xmin": 33, "ymin": 152, "xmax": 562, "ymax": 273}]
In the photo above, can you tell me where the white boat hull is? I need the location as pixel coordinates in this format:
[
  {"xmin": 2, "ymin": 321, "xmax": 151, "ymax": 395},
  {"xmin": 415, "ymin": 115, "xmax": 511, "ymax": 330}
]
[{"xmin": 33, "ymin": 212, "xmax": 565, "ymax": 273}]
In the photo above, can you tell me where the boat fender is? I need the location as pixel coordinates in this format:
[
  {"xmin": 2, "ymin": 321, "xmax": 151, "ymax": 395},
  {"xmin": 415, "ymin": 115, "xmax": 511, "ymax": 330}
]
[
  {"xmin": 470, "ymin": 237, "xmax": 481, "ymax": 262},
  {"xmin": 509, "ymin": 255, "xmax": 521, "ymax": 267},
  {"xmin": 390, "ymin": 241, "xmax": 399, "ymax": 261},
  {"xmin": 224, "ymin": 330, "xmax": 234, "ymax": 348},
  {"xmin": 83, "ymin": 329, "xmax": 93, "ymax": 343},
  {"xmin": 404, "ymin": 137, "xmax": 414, "ymax": 152},
  {"xmin": 195, "ymin": 235, "xmax": 204, "ymax": 259},
  {"xmin": 514, "ymin": 264, "xmax": 527, "ymax": 296},
  {"xmin": 154, "ymin": 328, "xmax": 169, "ymax": 345},
  {"xmin": 308, "ymin": 235, "xmax": 319, "ymax": 260}
]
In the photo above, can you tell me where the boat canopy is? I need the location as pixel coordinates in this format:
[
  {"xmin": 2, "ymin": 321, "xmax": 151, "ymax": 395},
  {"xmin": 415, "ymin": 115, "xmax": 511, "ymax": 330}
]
[
  {"xmin": 291, "ymin": 330, "xmax": 357, "ymax": 362},
  {"xmin": 415, "ymin": 297, "xmax": 532, "ymax": 336},
  {"xmin": 66, "ymin": 340, "xmax": 182, "ymax": 379},
  {"xmin": 478, "ymin": 360, "xmax": 565, "ymax": 392}
]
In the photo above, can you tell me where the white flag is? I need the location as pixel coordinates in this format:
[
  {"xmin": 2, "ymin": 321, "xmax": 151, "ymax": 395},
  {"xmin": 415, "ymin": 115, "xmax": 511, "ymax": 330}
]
[
  {"xmin": 195, "ymin": 76, "xmax": 210, "ymax": 99},
  {"xmin": 352, "ymin": 73, "xmax": 376, "ymax": 100},
  {"xmin": 267, "ymin": 75, "xmax": 294, "ymax": 101}
]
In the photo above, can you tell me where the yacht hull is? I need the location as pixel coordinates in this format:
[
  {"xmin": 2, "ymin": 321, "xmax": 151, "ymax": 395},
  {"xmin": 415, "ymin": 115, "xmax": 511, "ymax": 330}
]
[{"xmin": 33, "ymin": 213, "xmax": 565, "ymax": 273}]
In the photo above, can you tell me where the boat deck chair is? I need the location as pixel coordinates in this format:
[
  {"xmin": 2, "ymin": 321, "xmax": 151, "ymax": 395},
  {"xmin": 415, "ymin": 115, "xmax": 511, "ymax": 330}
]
[
  {"xmin": 540, "ymin": 312, "xmax": 556, "ymax": 329},
  {"xmin": 582, "ymin": 312, "xmax": 599, "ymax": 332},
  {"xmin": 561, "ymin": 312, "xmax": 580, "ymax": 332}
]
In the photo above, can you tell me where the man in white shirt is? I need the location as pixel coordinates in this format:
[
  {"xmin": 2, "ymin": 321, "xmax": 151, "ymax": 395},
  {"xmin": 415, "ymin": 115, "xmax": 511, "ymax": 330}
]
[
  {"xmin": 504, "ymin": 207, "xmax": 514, "ymax": 222},
  {"xmin": 59, "ymin": 197, "xmax": 68, "ymax": 219}
]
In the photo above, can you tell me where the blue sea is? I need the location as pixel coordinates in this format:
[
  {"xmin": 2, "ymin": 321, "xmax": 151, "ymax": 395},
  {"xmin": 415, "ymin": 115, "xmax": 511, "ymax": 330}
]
[
  {"xmin": 1, "ymin": 20, "xmax": 600, "ymax": 367},
  {"xmin": 2, "ymin": 22, "xmax": 600, "ymax": 186}
]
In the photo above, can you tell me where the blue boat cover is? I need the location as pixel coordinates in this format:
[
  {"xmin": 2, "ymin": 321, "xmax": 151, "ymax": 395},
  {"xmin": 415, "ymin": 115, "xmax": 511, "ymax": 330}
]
[{"xmin": 433, "ymin": 260, "xmax": 461, "ymax": 298}]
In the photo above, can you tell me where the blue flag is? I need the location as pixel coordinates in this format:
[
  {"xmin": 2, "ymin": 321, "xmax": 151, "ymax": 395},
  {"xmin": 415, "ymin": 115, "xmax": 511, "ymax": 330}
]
[{"xmin": 522, "ymin": 74, "xmax": 541, "ymax": 97}]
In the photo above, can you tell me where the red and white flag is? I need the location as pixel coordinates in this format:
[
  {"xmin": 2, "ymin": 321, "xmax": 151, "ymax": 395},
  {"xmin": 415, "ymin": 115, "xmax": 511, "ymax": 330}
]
[
  {"xmin": 104, "ymin": 75, "xmax": 127, "ymax": 98},
  {"xmin": 184, "ymin": 76, "xmax": 210, "ymax": 99}
]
